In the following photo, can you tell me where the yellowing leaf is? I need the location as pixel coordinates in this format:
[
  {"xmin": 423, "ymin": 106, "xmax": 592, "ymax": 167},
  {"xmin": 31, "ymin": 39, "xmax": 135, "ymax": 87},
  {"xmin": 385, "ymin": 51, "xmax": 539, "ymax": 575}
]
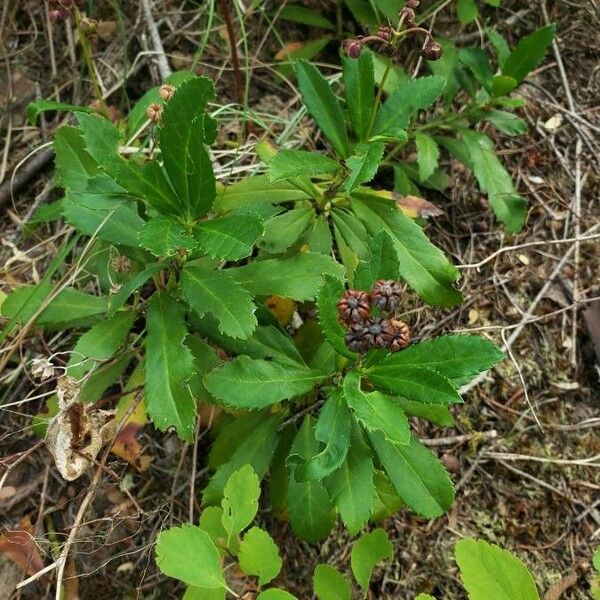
[{"xmin": 265, "ymin": 296, "xmax": 295, "ymax": 326}]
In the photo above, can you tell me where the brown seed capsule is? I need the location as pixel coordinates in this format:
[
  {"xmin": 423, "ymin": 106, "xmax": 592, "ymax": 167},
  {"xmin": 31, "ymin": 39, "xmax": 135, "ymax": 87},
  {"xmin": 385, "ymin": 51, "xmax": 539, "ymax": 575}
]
[
  {"xmin": 389, "ymin": 319, "xmax": 410, "ymax": 351},
  {"xmin": 363, "ymin": 317, "xmax": 396, "ymax": 349},
  {"xmin": 345, "ymin": 323, "xmax": 369, "ymax": 353},
  {"xmin": 343, "ymin": 38, "xmax": 364, "ymax": 59},
  {"xmin": 146, "ymin": 102, "xmax": 163, "ymax": 124},
  {"xmin": 420, "ymin": 40, "xmax": 444, "ymax": 61},
  {"xmin": 370, "ymin": 280, "xmax": 403, "ymax": 312},
  {"xmin": 159, "ymin": 84, "xmax": 175, "ymax": 101},
  {"xmin": 338, "ymin": 290, "xmax": 371, "ymax": 324}
]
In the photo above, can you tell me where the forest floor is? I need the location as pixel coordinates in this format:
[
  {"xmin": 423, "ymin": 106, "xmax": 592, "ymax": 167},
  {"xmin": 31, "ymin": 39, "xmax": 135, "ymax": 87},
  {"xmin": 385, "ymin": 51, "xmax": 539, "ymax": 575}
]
[{"xmin": 0, "ymin": 0, "xmax": 599, "ymax": 598}]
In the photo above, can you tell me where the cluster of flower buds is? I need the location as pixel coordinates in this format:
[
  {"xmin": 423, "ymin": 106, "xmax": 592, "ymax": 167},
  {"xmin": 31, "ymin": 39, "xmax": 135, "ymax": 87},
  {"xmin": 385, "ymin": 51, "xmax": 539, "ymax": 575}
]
[
  {"xmin": 342, "ymin": 0, "xmax": 443, "ymax": 63},
  {"xmin": 47, "ymin": 0, "xmax": 76, "ymax": 22},
  {"xmin": 337, "ymin": 280, "xmax": 410, "ymax": 354},
  {"xmin": 145, "ymin": 84, "xmax": 176, "ymax": 124}
]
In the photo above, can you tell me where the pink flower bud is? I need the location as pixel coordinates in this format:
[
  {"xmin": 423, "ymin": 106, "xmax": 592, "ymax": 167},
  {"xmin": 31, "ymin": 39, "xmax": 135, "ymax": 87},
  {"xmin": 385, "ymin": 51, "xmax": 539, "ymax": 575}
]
[
  {"xmin": 376, "ymin": 26, "xmax": 392, "ymax": 41},
  {"xmin": 343, "ymin": 38, "xmax": 363, "ymax": 59},
  {"xmin": 420, "ymin": 40, "xmax": 444, "ymax": 61}
]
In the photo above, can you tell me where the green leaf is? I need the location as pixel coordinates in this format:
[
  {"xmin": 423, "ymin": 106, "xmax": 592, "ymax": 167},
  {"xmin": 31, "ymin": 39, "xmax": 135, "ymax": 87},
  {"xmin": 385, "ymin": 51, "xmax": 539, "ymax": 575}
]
[
  {"xmin": 256, "ymin": 590, "xmax": 298, "ymax": 600},
  {"xmin": 290, "ymin": 391, "xmax": 352, "ymax": 482},
  {"xmin": 280, "ymin": 4, "xmax": 334, "ymax": 29},
  {"xmin": 76, "ymin": 113, "xmax": 181, "ymax": 217},
  {"xmin": 287, "ymin": 417, "xmax": 336, "ymax": 542},
  {"xmin": 268, "ymin": 149, "xmax": 340, "ymax": 181},
  {"xmin": 107, "ymin": 262, "xmax": 167, "ymax": 315},
  {"xmin": 63, "ymin": 175, "xmax": 145, "ymax": 247},
  {"xmin": 365, "ymin": 364, "xmax": 462, "ymax": 405},
  {"xmin": 344, "ymin": 142, "xmax": 384, "ymax": 193},
  {"xmin": 181, "ymin": 266, "xmax": 257, "ymax": 339},
  {"xmin": 2, "ymin": 284, "xmax": 106, "ymax": 326},
  {"xmin": 458, "ymin": 48, "xmax": 494, "ymax": 89},
  {"xmin": 238, "ymin": 527, "xmax": 283, "ymax": 586},
  {"xmin": 199, "ymin": 506, "xmax": 228, "ymax": 550},
  {"xmin": 204, "ymin": 357, "xmax": 325, "ymax": 409},
  {"xmin": 228, "ymin": 253, "xmax": 344, "ymax": 301},
  {"xmin": 221, "ymin": 465, "xmax": 260, "ymax": 543},
  {"xmin": 371, "ymin": 470, "xmax": 403, "ymax": 521},
  {"xmin": 258, "ymin": 207, "xmax": 315, "ymax": 254},
  {"xmin": 343, "ymin": 371, "xmax": 410, "ymax": 445},
  {"xmin": 145, "ymin": 292, "xmax": 196, "ymax": 441},
  {"xmin": 305, "ymin": 215, "xmax": 333, "ymax": 255},
  {"xmin": 214, "ymin": 175, "xmax": 309, "ymax": 212},
  {"xmin": 369, "ymin": 432, "xmax": 454, "ymax": 518},
  {"xmin": 203, "ymin": 414, "xmax": 282, "ymax": 504},
  {"xmin": 67, "ymin": 311, "xmax": 135, "ymax": 379},
  {"xmin": 374, "ymin": 76, "xmax": 445, "ymax": 138},
  {"xmin": 350, "ymin": 529, "xmax": 393, "ymax": 591},
  {"xmin": 137, "ymin": 216, "xmax": 197, "ymax": 256},
  {"xmin": 502, "ymin": 25, "xmax": 556, "ymax": 84},
  {"xmin": 27, "ymin": 99, "xmax": 93, "ymax": 125},
  {"xmin": 326, "ymin": 431, "xmax": 375, "ymax": 534},
  {"xmin": 159, "ymin": 76, "xmax": 216, "ymax": 220},
  {"xmin": 343, "ymin": 52, "xmax": 374, "ymax": 142},
  {"xmin": 343, "ymin": 0, "xmax": 378, "ymax": 26},
  {"xmin": 350, "ymin": 197, "xmax": 461, "ymax": 306},
  {"xmin": 455, "ymin": 538, "xmax": 540, "ymax": 600},
  {"xmin": 155, "ymin": 525, "xmax": 226, "ymax": 589},
  {"xmin": 487, "ymin": 29, "xmax": 511, "ymax": 69},
  {"xmin": 353, "ymin": 230, "xmax": 399, "ymax": 291},
  {"xmin": 79, "ymin": 354, "xmax": 131, "ymax": 403},
  {"xmin": 414, "ymin": 133, "xmax": 440, "ymax": 182},
  {"xmin": 330, "ymin": 208, "xmax": 370, "ymax": 260},
  {"xmin": 395, "ymin": 398, "xmax": 455, "ymax": 427},
  {"xmin": 316, "ymin": 276, "xmax": 357, "ymax": 360},
  {"xmin": 313, "ymin": 564, "xmax": 351, "ymax": 600},
  {"xmin": 295, "ymin": 60, "xmax": 350, "ymax": 158},
  {"xmin": 415, "ymin": 595, "xmax": 436, "ymax": 600},
  {"xmin": 491, "ymin": 74, "xmax": 518, "ymax": 97},
  {"xmin": 482, "ymin": 110, "xmax": 528, "ymax": 136},
  {"xmin": 194, "ymin": 213, "xmax": 264, "ymax": 260},
  {"xmin": 373, "ymin": 335, "xmax": 503, "ymax": 384},
  {"xmin": 183, "ymin": 587, "xmax": 225, "ymax": 600},
  {"xmin": 457, "ymin": 0, "xmax": 478, "ymax": 23},
  {"xmin": 461, "ymin": 130, "xmax": 526, "ymax": 232},
  {"xmin": 53, "ymin": 126, "xmax": 99, "ymax": 191}
]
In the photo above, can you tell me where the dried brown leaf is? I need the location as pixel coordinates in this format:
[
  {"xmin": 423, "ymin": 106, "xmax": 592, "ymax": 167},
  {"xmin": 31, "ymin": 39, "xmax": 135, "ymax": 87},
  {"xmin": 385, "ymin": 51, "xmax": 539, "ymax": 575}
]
[{"xmin": 0, "ymin": 516, "xmax": 44, "ymax": 576}]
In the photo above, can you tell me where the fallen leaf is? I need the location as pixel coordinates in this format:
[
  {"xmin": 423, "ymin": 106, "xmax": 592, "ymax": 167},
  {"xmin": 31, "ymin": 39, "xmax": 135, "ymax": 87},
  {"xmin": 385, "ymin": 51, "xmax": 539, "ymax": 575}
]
[
  {"xmin": 96, "ymin": 20, "xmax": 117, "ymax": 41},
  {"xmin": 0, "ymin": 516, "xmax": 44, "ymax": 576},
  {"xmin": 543, "ymin": 113, "xmax": 563, "ymax": 131},
  {"xmin": 266, "ymin": 296, "xmax": 296, "ymax": 326},
  {"xmin": 468, "ymin": 309, "xmax": 479, "ymax": 325},
  {"xmin": 395, "ymin": 194, "xmax": 444, "ymax": 218},
  {"xmin": 275, "ymin": 42, "xmax": 304, "ymax": 60}
]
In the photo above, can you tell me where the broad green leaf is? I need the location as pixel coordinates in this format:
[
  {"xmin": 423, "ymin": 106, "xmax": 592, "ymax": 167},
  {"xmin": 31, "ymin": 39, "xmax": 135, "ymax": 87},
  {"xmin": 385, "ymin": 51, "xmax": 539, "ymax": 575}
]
[
  {"xmin": 258, "ymin": 207, "xmax": 315, "ymax": 254},
  {"xmin": 415, "ymin": 132, "xmax": 440, "ymax": 182},
  {"xmin": 313, "ymin": 564, "xmax": 351, "ymax": 600},
  {"xmin": 343, "ymin": 0, "xmax": 378, "ymax": 26},
  {"xmin": 53, "ymin": 126, "xmax": 99, "ymax": 191},
  {"xmin": 502, "ymin": 25, "xmax": 556, "ymax": 84},
  {"xmin": 155, "ymin": 525, "xmax": 225, "ymax": 589},
  {"xmin": 455, "ymin": 538, "xmax": 540, "ymax": 600},
  {"xmin": 257, "ymin": 590, "xmax": 298, "ymax": 600},
  {"xmin": 287, "ymin": 417, "xmax": 336, "ymax": 542},
  {"xmin": 268, "ymin": 149, "xmax": 340, "ymax": 181},
  {"xmin": 2, "ymin": 284, "xmax": 106, "ymax": 326},
  {"xmin": 326, "ymin": 431, "xmax": 375, "ymax": 534},
  {"xmin": 457, "ymin": 0, "xmax": 478, "ymax": 23},
  {"xmin": 343, "ymin": 371, "xmax": 410, "ymax": 445},
  {"xmin": 461, "ymin": 130, "xmax": 526, "ymax": 232},
  {"xmin": 194, "ymin": 213, "xmax": 264, "ymax": 260},
  {"xmin": 26, "ymin": 99, "xmax": 93, "ymax": 125},
  {"xmin": 305, "ymin": 215, "xmax": 333, "ymax": 255},
  {"xmin": 316, "ymin": 276, "xmax": 357, "ymax": 360},
  {"xmin": 487, "ymin": 29, "xmax": 510, "ymax": 69},
  {"xmin": 350, "ymin": 529, "xmax": 393, "ymax": 591},
  {"xmin": 145, "ymin": 292, "xmax": 196, "ymax": 440},
  {"xmin": 365, "ymin": 364, "xmax": 462, "ymax": 405},
  {"xmin": 107, "ymin": 262, "xmax": 167, "ymax": 315},
  {"xmin": 372, "ymin": 0, "xmax": 404, "ymax": 20},
  {"xmin": 343, "ymin": 52, "xmax": 374, "ymax": 142},
  {"xmin": 204, "ymin": 357, "xmax": 325, "ymax": 409},
  {"xmin": 415, "ymin": 595, "xmax": 436, "ymax": 600},
  {"xmin": 491, "ymin": 74, "xmax": 518, "ymax": 96},
  {"xmin": 372, "ymin": 335, "xmax": 503, "ymax": 384},
  {"xmin": 280, "ymin": 4, "xmax": 334, "ymax": 29},
  {"xmin": 137, "ymin": 216, "xmax": 197, "ymax": 256},
  {"xmin": 369, "ymin": 432, "xmax": 454, "ymax": 518},
  {"xmin": 203, "ymin": 414, "xmax": 282, "ymax": 504},
  {"xmin": 183, "ymin": 587, "xmax": 225, "ymax": 600},
  {"xmin": 63, "ymin": 175, "xmax": 145, "ymax": 247},
  {"xmin": 238, "ymin": 527, "xmax": 283, "ymax": 586},
  {"xmin": 330, "ymin": 208, "xmax": 370, "ymax": 260},
  {"xmin": 350, "ymin": 197, "xmax": 461, "ymax": 306},
  {"xmin": 208, "ymin": 413, "xmax": 267, "ymax": 468},
  {"xmin": 459, "ymin": 48, "xmax": 494, "ymax": 89},
  {"xmin": 374, "ymin": 76, "xmax": 445, "ymax": 138},
  {"xmin": 221, "ymin": 465, "xmax": 260, "ymax": 543},
  {"xmin": 199, "ymin": 506, "xmax": 228, "ymax": 550},
  {"xmin": 76, "ymin": 113, "xmax": 181, "ymax": 217},
  {"xmin": 295, "ymin": 60, "xmax": 350, "ymax": 158},
  {"xmin": 482, "ymin": 110, "xmax": 528, "ymax": 136},
  {"xmin": 214, "ymin": 175, "xmax": 309, "ymax": 212},
  {"xmin": 353, "ymin": 230, "xmax": 398, "ymax": 291},
  {"xmin": 344, "ymin": 142, "xmax": 384, "ymax": 192},
  {"xmin": 371, "ymin": 470, "xmax": 403, "ymax": 521},
  {"xmin": 395, "ymin": 397, "xmax": 455, "ymax": 427},
  {"xmin": 67, "ymin": 311, "xmax": 135, "ymax": 379},
  {"xmin": 181, "ymin": 266, "xmax": 257, "ymax": 339},
  {"xmin": 228, "ymin": 253, "xmax": 344, "ymax": 301},
  {"xmin": 276, "ymin": 36, "xmax": 333, "ymax": 81},
  {"xmin": 78, "ymin": 353, "xmax": 131, "ymax": 403},
  {"xmin": 290, "ymin": 391, "xmax": 352, "ymax": 482},
  {"xmin": 159, "ymin": 76, "xmax": 216, "ymax": 220}
]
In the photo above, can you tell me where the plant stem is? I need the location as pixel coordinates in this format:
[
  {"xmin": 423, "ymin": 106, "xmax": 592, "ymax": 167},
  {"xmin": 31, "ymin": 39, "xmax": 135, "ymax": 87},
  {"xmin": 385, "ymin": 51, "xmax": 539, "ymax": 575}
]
[
  {"xmin": 218, "ymin": 0, "xmax": 244, "ymax": 107},
  {"xmin": 366, "ymin": 61, "xmax": 391, "ymax": 139}
]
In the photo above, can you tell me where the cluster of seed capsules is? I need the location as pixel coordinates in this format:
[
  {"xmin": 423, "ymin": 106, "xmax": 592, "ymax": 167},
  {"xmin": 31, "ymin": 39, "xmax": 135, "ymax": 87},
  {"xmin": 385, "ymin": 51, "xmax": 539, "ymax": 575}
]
[{"xmin": 337, "ymin": 280, "xmax": 410, "ymax": 354}]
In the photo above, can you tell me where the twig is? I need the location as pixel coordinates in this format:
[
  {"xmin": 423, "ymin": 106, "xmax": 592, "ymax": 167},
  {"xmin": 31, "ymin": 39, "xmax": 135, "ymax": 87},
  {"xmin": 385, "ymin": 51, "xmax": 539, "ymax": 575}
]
[
  {"xmin": 140, "ymin": 0, "xmax": 172, "ymax": 80},
  {"xmin": 420, "ymin": 429, "xmax": 497, "ymax": 447},
  {"xmin": 218, "ymin": 0, "xmax": 244, "ymax": 106}
]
